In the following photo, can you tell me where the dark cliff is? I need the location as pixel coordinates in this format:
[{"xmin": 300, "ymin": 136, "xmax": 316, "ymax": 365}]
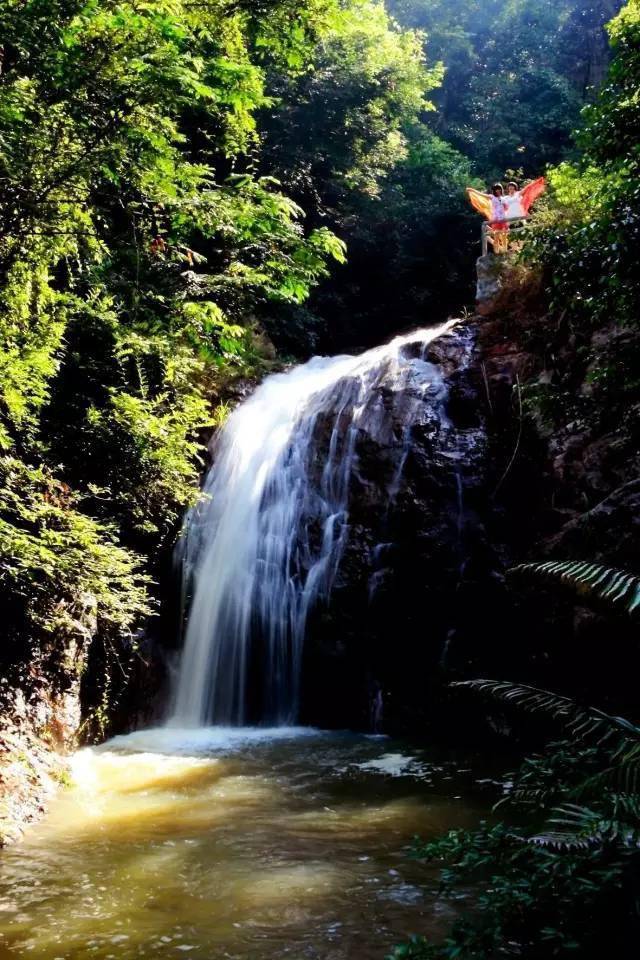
[{"xmin": 471, "ymin": 253, "xmax": 640, "ymax": 721}]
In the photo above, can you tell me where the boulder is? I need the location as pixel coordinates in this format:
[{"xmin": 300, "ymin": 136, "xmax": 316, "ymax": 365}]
[{"xmin": 298, "ymin": 324, "xmax": 504, "ymax": 732}]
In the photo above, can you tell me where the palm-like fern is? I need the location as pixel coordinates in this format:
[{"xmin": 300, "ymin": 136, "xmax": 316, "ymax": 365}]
[
  {"xmin": 578, "ymin": 742, "xmax": 640, "ymax": 798},
  {"xmin": 454, "ymin": 680, "xmax": 640, "ymax": 851},
  {"xmin": 509, "ymin": 560, "xmax": 640, "ymax": 619},
  {"xmin": 409, "ymin": 564, "xmax": 640, "ymax": 956},
  {"xmin": 528, "ymin": 796, "xmax": 640, "ymax": 850},
  {"xmin": 452, "ymin": 680, "xmax": 640, "ymax": 747}
]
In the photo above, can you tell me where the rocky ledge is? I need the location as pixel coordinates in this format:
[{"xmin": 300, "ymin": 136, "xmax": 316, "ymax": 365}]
[
  {"xmin": 0, "ymin": 593, "xmax": 97, "ymax": 843},
  {"xmin": 0, "ymin": 714, "xmax": 69, "ymax": 845}
]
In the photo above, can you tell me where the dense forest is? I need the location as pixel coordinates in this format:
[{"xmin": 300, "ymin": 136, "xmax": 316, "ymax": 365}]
[
  {"xmin": 1, "ymin": 0, "xmax": 639, "ymax": 957},
  {"xmin": 0, "ymin": 0, "xmax": 625, "ymax": 726}
]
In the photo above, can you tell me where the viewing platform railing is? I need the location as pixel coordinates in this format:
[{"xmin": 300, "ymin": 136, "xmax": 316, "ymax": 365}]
[{"xmin": 481, "ymin": 217, "xmax": 528, "ymax": 256}]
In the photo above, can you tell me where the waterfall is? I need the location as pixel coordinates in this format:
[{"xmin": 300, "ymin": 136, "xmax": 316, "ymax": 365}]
[{"xmin": 170, "ymin": 321, "xmax": 459, "ymax": 727}]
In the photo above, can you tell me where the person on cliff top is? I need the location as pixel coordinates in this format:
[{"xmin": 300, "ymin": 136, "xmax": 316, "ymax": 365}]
[
  {"xmin": 466, "ymin": 177, "xmax": 546, "ymax": 253},
  {"xmin": 485, "ymin": 183, "xmax": 509, "ymax": 253},
  {"xmin": 503, "ymin": 181, "xmax": 526, "ymax": 220}
]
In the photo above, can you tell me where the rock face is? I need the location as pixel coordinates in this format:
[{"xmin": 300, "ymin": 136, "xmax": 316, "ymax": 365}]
[
  {"xmin": 471, "ymin": 262, "xmax": 640, "ymax": 719},
  {"xmin": 476, "ymin": 253, "xmax": 506, "ymax": 307},
  {"xmin": 0, "ymin": 718, "xmax": 69, "ymax": 845},
  {"xmin": 161, "ymin": 320, "xmax": 506, "ymax": 732},
  {"xmin": 0, "ymin": 593, "xmax": 97, "ymax": 843},
  {"xmin": 301, "ymin": 258, "xmax": 640, "ymax": 731},
  {"xmin": 298, "ymin": 324, "xmax": 505, "ymax": 732},
  {"xmin": 476, "ymin": 267, "xmax": 639, "ymax": 563}
]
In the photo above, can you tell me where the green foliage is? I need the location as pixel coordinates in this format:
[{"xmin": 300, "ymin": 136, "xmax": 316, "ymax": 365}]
[
  {"xmin": 301, "ymin": 123, "xmax": 476, "ymax": 349},
  {"xmin": 390, "ymin": 554, "xmax": 640, "ymax": 958},
  {"xmin": 455, "ymin": 679, "xmax": 640, "ymax": 752},
  {"xmin": 0, "ymin": 0, "xmax": 442, "ymax": 729},
  {"xmin": 510, "ymin": 560, "xmax": 640, "ymax": 619},
  {"xmin": 259, "ymin": 1, "xmax": 476, "ymax": 348},
  {"xmin": 390, "ymin": 688, "xmax": 640, "ymax": 958},
  {"xmin": 525, "ymin": 0, "xmax": 640, "ymax": 336},
  {"xmin": 459, "ymin": 679, "xmax": 640, "ymax": 802},
  {"xmin": 389, "ymin": 0, "xmax": 619, "ymax": 179},
  {"xmin": 397, "ymin": 806, "xmax": 638, "ymax": 959},
  {"xmin": 257, "ymin": 0, "xmax": 619, "ymax": 351},
  {"xmin": 262, "ymin": 0, "xmax": 438, "ymax": 202},
  {"xmin": 0, "ymin": 456, "xmax": 151, "ymax": 640},
  {"xmin": 0, "ymin": 0, "xmax": 430, "ymax": 726}
]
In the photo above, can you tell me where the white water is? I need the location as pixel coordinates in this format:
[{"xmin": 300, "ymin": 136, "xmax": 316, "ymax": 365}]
[
  {"xmin": 171, "ymin": 321, "xmax": 459, "ymax": 727},
  {"xmin": 102, "ymin": 725, "xmax": 321, "ymax": 757}
]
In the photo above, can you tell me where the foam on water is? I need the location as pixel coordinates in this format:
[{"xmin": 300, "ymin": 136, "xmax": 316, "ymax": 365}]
[
  {"xmin": 355, "ymin": 752, "xmax": 435, "ymax": 780},
  {"xmin": 98, "ymin": 725, "xmax": 322, "ymax": 758}
]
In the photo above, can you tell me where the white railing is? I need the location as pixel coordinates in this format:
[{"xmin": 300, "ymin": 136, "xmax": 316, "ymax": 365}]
[{"xmin": 481, "ymin": 217, "xmax": 528, "ymax": 256}]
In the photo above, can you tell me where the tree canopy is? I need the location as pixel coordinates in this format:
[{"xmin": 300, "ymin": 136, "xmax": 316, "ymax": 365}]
[
  {"xmin": 0, "ymin": 0, "xmax": 436, "ymax": 722},
  {"xmin": 0, "ymin": 0, "xmax": 630, "ymax": 726}
]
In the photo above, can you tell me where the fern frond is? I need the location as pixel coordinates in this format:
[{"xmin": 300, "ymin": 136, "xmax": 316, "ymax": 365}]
[
  {"xmin": 508, "ymin": 560, "xmax": 640, "ymax": 619},
  {"xmin": 452, "ymin": 680, "xmax": 640, "ymax": 748},
  {"xmin": 506, "ymin": 786, "xmax": 556, "ymax": 804},
  {"xmin": 526, "ymin": 831, "xmax": 597, "ymax": 851},
  {"xmin": 526, "ymin": 798, "xmax": 640, "ymax": 850},
  {"xmin": 512, "ymin": 804, "xmax": 603, "ymax": 850},
  {"xmin": 576, "ymin": 745, "xmax": 640, "ymax": 798}
]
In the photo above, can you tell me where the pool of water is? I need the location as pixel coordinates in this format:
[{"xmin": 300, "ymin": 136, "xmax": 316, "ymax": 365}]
[{"xmin": 0, "ymin": 728, "xmax": 489, "ymax": 960}]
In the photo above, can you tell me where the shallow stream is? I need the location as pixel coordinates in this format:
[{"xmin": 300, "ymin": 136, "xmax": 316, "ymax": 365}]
[{"xmin": 0, "ymin": 729, "xmax": 489, "ymax": 960}]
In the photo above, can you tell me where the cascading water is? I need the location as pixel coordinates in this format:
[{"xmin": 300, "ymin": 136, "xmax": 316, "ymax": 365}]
[{"xmin": 170, "ymin": 321, "xmax": 460, "ymax": 727}]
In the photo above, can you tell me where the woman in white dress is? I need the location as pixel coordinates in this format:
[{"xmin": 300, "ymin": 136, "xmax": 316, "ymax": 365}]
[{"xmin": 503, "ymin": 181, "xmax": 526, "ymax": 220}]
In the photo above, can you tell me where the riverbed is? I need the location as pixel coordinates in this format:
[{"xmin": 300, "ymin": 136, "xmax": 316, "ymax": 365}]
[{"xmin": 0, "ymin": 729, "xmax": 488, "ymax": 960}]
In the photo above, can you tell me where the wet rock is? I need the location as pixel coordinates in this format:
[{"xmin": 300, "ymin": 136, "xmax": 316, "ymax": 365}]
[
  {"xmin": 0, "ymin": 716, "xmax": 68, "ymax": 846},
  {"xmin": 299, "ymin": 324, "xmax": 504, "ymax": 733}
]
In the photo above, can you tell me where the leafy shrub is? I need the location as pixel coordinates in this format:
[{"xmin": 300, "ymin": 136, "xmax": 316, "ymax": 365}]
[{"xmin": 388, "ymin": 682, "xmax": 640, "ymax": 959}]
